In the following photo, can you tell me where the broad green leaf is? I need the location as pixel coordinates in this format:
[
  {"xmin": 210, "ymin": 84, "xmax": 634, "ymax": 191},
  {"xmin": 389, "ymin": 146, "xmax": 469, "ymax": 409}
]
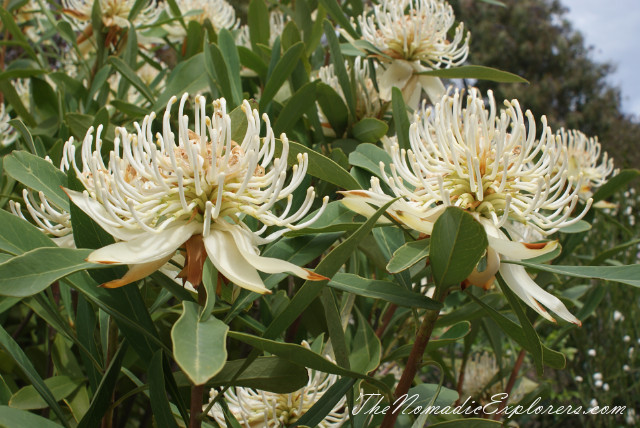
[
  {"xmin": 507, "ymin": 261, "xmax": 640, "ymax": 287},
  {"xmin": 316, "ymin": 82, "xmax": 348, "ymax": 136},
  {"xmin": 153, "ymin": 53, "xmax": 208, "ymax": 111},
  {"xmin": 248, "ymin": 0, "xmax": 270, "ymax": 52},
  {"xmin": 320, "ymin": 288, "xmax": 350, "ymax": 369},
  {"xmin": 274, "ymin": 139, "xmax": 360, "ymax": 190},
  {"xmin": 327, "ymin": 273, "xmax": 441, "ymax": 309},
  {"xmin": 294, "ymin": 378, "xmax": 355, "ymax": 427},
  {"xmin": 0, "ymin": 209, "xmax": 55, "ymax": 256},
  {"xmin": 172, "ymin": 301, "xmax": 229, "ymax": 385},
  {"xmin": 349, "ymin": 308, "xmax": 381, "ymax": 373},
  {"xmin": 371, "ymin": 226, "xmax": 413, "ymax": 289},
  {"xmin": 206, "ymin": 356, "xmax": 308, "ymax": 393},
  {"xmin": 417, "ymin": 65, "xmax": 528, "ymax": 83},
  {"xmin": 407, "ymin": 383, "xmax": 458, "ymax": 408},
  {"xmin": 237, "ymin": 46, "xmax": 268, "ymax": 80},
  {"xmin": 0, "ymin": 406, "xmax": 65, "ymax": 428},
  {"xmin": 0, "ymin": 248, "xmax": 100, "ymax": 297},
  {"xmin": 591, "ymin": 169, "xmax": 640, "ymax": 202},
  {"xmin": 0, "ymin": 325, "xmax": 69, "ymax": 426},
  {"xmin": 558, "ymin": 220, "xmax": 591, "ymax": 234},
  {"xmin": 430, "ymin": 207, "xmax": 488, "ymax": 288},
  {"xmin": 273, "ymin": 81, "xmax": 317, "ymax": 135},
  {"xmin": 148, "ymin": 351, "xmax": 179, "ymax": 428},
  {"xmin": 9, "ymin": 376, "xmax": 79, "ymax": 410},
  {"xmin": 228, "ymin": 332, "xmax": 390, "ymax": 394},
  {"xmin": 0, "ymin": 68, "xmax": 46, "ymax": 80},
  {"xmin": 107, "ymin": 57, "xmax": 154, "ymax": 103},
  {"xmin": 323, "ymin": 20, "xmax": 356, "ymax": 120},
  {"xmin": 387, "ymin": 239, "xmax": 430, "ymax": 273},
  {"xmin": 348, "ymin": 143, "xmax": 392, "ymax": 179},
  {"xmin": 466, "ymin": 292, "xmax": 565, "ymax": 369},
  {"xmin": 392, "ymin": 87, "xmax": 411, "ymax": 150},
  {"xmin": 352, "ymin": 118, "xmax": 389, "ymax": 143},
  {"xmin": 3, "ymin": 151, "xmax": 69, "ymax": 210},
  {"xmin": 259, "ymin": 42, "xmax": 306, "ymax": 111}
]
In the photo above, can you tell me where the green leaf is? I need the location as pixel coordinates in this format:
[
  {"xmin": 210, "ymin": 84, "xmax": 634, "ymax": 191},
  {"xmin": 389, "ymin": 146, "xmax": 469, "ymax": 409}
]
[
  {"xmin": 107, "ymin": 57, "xmax": 154, "ymax": 103},
  {"xmin": 0, "ymin": 68, "xmax": 46, "ymax": 80},
  {"xmin": 0, "ymin": 325, "xmax": 69, "ymax": 427},
  {"xmin": 316, "ymin": 83, "xmax": 348, "ymax": 136},
  {"xmin": 591, "ymin": 169, "xmax": 640, "ymax": 202},
  {"xmin": 384, "ymin": 321, "xmax": 470, "ymax": 362},
  {"xmin": 0, "ymin": 80, "xmax": 35, "ymax": 126},
  {"xmin": 407, "ymin": 383, "xmax": 458, "ymax": 408},
  {"xmin": 237, "ymin": 46, "xmax": 268, "ymax": 80},
  {"xmin": 387, "ymin": 239, "xmax": 430, "ymax": 273},
  {"xmin": 200, "ymin": 260, "xmax": 217, "ymax": 321},
  {"xmin": 0, "ymin": 248, "xmax": 102, "ymax": 297},
  {"xmin": 0, "ymin": 206, "xmax": 56, "ymax": 256},
  {"xmin": 558, "ymin": 220, "xmax": 591, "ymax": 234},
  {"xmin": 248, "ymin": 0, "xmax": 270, "ymax": 52},
  {"xmin": 417, "ymin": 65, "xmax": 528, "ymax": 83},
  {"xmin": 352, "ymin": 118, "xmax": 389, "ymax": 143},
  {"xmin": 349, "ymin": 308, "xmax": 381, "ymax": 373},
  {"xmin": 153, "ymin": 53, "xmax": 208, "ymax": 111},
  {"xmin": 171, "ymin": 301, "xmax": 229, "ymax": 385},
  {"xmin": 206, "ymin": 356, "xmax": 308, "ymax": 393},
  {"xmin": 273, "ymin": 81, "xmax": 317, "ymax": 135},
  {"xmin": 148, "ymin": 351, "xmax": 179, "ymax": 428},
  {"xmin": 259, "ymin": 42, "xmax": 306, "ymax": 111},
  {"xmin": 328, "ymin": 273, "xmax": 441, "ymax": 309},
  {"xmin": 466, "ymin": 291, "xmax": 565, "ymax": 369},
  {"xmin": 0, "ymin": 7, "xmax": 39, "ymax": 62},
  {"xmin": 430, "ymin": 207, "xmax": 488, "ymax": 288},
  {"xmin": 0, "ymin": 406, "xmax": 65, "ymax": 428},
  {"xmin": 218, "ymin": 29, "xmax": 243, "ymax": 106},
  {"xmin": 323, "ymin": 20, "xmax": 356, "ymax": 120},
  {"xmin": 293, "ymin": 378, "xmax": 355, "ymax": 427},
  {"xmin": 318, "ymin": 0, "xmax": 358, "ymax": 38},
  {"xmin": 9, "ymin": 376, "xmax": 79, "ymax": 410},
  {"xmin": 274, "ymin": 139, "xmax": 360, "ymax": 190},
  {"xmin": 3, "ymin": 150, "xmax": 69, "ymax": 210},
  {"xmin": 392, "ymin": 86, "xmax": 411, "ymax": 150},
  {"xmin": 228, "ymin": 332, "xmax": 391, "ymax": 394},
  {"xmin": 347, "ymin": 143, "xmax": 393, "ymax": 179},
  {"xmin": 8, "ymin": 119, "xmax": 40, "ymax": 156},
  {"xmin": 506, "ymin": 261, "xmax": 640, "ymax": 287}
]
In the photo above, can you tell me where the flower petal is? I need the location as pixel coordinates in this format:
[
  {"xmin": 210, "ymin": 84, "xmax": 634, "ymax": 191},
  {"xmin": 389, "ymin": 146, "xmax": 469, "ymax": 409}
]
[
  {"xmin": 465, "ymin": 247, "xmax": 500, "ymax": 289},
  {"xmin": 378, "ymin": 60, "xmax": 414, "ymax": 101},
  {"xmin": 499, "ymin": 262, "xmax": 581, "ymax": 325},
  {"xmin": 488, "ymin": 235, "xmax": 558, "ymax": 261},
  {"xmin": 227, "ymin": 226, "xmax": 328, "ymax": 282},
  {"xmin": 87, "ymin": 222, "xmax": 199, "ymax": 265},
  {"xmin": 63, "ymin": 188, "xmax": 146, "ymax": 241},
  {"xmin": 101, "ymin": 255, "xmax": 174, "ymax": 289},
  {"xmin": 339, "ymin": 191, "xmax": 392, "ymax": 223},
  {"xmin": 418, "ymin": 75, "xmax": 446, "ymax": 104},
  {"xmin": 203, "ymin": 230, "xmax": 270, "ymax": 294}
]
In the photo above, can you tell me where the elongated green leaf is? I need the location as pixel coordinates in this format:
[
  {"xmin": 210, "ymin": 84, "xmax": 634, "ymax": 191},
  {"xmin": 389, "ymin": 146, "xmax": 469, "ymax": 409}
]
[
  {"xmin": 408, "ymin": 383, "xmax": 458, "ymax": 408},
  {"xmin": 392, "ymin": 87, "xmax": 411, "ymax": 150},
  {"xmin": 350, "ymin": 308, "xmax": 381, "ymax": 373},
  {"xmin": 4, "ymin": 151, "xmax": 69, "ymax": 210},
  {"xmin": 0, "ymin": 68, "xmax": 46, "ymax": 80},
  {"xmin": 273, "ymin": 81, "xmax": 317, "ymax": 135},
  {"xmin": 328, "ymin": 273, "xmax": 441, "ymax": 309},
  {"xmin": 0, "ymin": 248, "xmax": 99, "ymax": 297},
  {"xmin": 320, "ymin": 287, "xmax": 350, "ymax": 369},
  {"xmin": 148, "ymin": 351, "xmax": 179, "ymax": 428},
  {"xmin": 206, "ymin": 356, "xmax": 308, "ymax": 393},
  {"xmin": 430, "ymin": 207, "xmax": 488, "ymax": 288},
  {"xmin": 316, "ymin": 83, "xmax": 348, "ymax": 136},
  {"xmin": 228, "ymin": 332, "xmax": 390, "ymax": 394},
  {"xmin": 172, "ymin": 301, "xmax": 229, "ymax": 385},
  {"xmin": 107, "ymin": 57, "xmax": 154, "ymax": 103},
  {"xmin": 248, "ymin": 0, "xmax": 270, "ymax": 51},
  {"xmin": 507, "ymin": 261, "xmax": 640, "ymax": 287},
  {"xmin": 9, "ymin": 376, "xmax": 79, "ymax": 410},
  {"xmin": 237, "ymin": 46, "xmax": 268, "ymax": 80},
  {"xmin": 8, "ymin": 119, "xmax": 42, "ymax": 156},
  {"xmin": 294, "ymin": 378, "xmax": 355, "ymax": 427},
  {"xmin": 274, "ymin": 139, "xmax": 360, "ymax": 190},
  {"xmin": 78, "ymin": 343, "xmax": 128, "ymax": 428},
  {"xmin": 323, "ymin": 20, "xmax": 356, "ymax": 120},
  {"xmin": 417, "ymin": 65, "xmax": 528, "ymax": 83},
  {"xmin": 259, "ymin": 42, "xmax": 306, "ymax": 111},
  {"xmin": 466, "ymin": 291, "xmax": 565, "ymax": 369},
  {"xmin": 348, "ymin": 143, "xmax": 392, "ymax": 179},
  {"xmin": 352, "ymin": 118, "xmax": 388, "ymax": 143},
  {"xmin": 0, "ymin": 325, "xmax": 69, "ymax": 426},
  {"xmin": 0, "ymin": 8, "xmax": 38, "ymax": 62},
  {"xmin": 0, "ymin": 209, "xmax": 55, "ymax": 256},
  {"xmin": 384, "ymin": 321, "xmax": 471, "ymax": 362},
  {"xmin": 204, "ymin": 42, "xmax": 235, "ymax": 106},
  {"xmin": 0, "ymin": 406, "xmax": 65, "ymax": 428},
  {"xmin": 558, "ymin": 220, "xmax": 591, "ymax": 234},
  {"xmin": 318, "ymin": 0, "xmax": 358, "ymax": 38},
  {"xmin": 371, "ymin": 226, "xmax": 413, "ymax": 289},
  {"xmin": 153, "ymin": 53, "xmax": 208, "ymax": 111},
  {"xmin": 0, "ymin": 80, "xmax": 35, "ymax": 126},
  {"xmin": 387, "ymin": 239, "xmax": 430, "ymax": 273},
  {"xmin": 591, "ymin": 169, "xmax": 640, "ymax": 202}
]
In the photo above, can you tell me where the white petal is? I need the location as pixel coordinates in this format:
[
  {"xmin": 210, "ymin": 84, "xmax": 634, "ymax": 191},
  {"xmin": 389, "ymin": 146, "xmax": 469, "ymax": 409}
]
[
  {"xmin": 402, "ymin": 74, "xmax": 421, "ymax": 111},
  {"xmin": 101, "ymin": 255, "xmax": 174, "ymax": 289},
  {"xmin": 64, "ymin": 188, "xmax": 145, "ymax": 241},
  {"xmin": 488, "ymin": 235, "xmax": 558, "ymax": 261},
  {"xmin": 87, "ymin": 222, "xmax": 199, "ymax": 264},
  {"xmin": 418, "ymin": 75, "xmax": 446, "ymax": 105},
  {"xmin": 466, "ymin": 247, "xmax": 500, "ymax": 289},
  {"xmin": 203, "ymin": 230, "xmax": 270, "ymax": 294},
  {"xmin": 339, "ymin": 191, "xmax": 392, "ymax": 224},
  {"xmin": 227, "ymin": 226, "xmax": 327, "ymax": 281},
  {"xmin": 499, "ymin": 262, "xmax": 581, "ymax": 325},
  {"xmin": 378, "ymin": 60, "xmax": 414, "ymax": 101}
]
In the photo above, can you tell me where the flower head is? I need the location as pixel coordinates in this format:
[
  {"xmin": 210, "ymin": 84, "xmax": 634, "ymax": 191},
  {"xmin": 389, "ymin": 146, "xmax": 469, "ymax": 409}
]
[
  {"xmin": 341, "ymin": 88, "xmax": 586, "ymax": 324},
  {"xmin": 62, "ymin": 0, "xmax": 160, "ymax": 29},
  {"xmin": 209, "ymin": 343, "xmax": 348, "ymax": 427},
  {"xmin": 63, "ymin": 94, "xmax": 328, "ymax": 292},
  {"xmin": 165, "ymin": 0, "xmax": 239, "ymax": 42}
]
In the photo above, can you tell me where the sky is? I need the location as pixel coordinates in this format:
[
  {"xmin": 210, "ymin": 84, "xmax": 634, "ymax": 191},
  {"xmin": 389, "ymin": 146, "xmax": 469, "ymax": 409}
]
[{"xmin": 561, "ymin": 0, "xmax": 640, "ymax": 117}]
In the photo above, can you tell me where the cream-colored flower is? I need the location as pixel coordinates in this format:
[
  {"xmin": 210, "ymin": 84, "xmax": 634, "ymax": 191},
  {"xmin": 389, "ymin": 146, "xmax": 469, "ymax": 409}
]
[
  {"xmin": 209, "ymin": 343, "xmax": 348, "ymax": 427},
  {"xmin": 0, "ymin": 104, "xmax": 18, "ymax": 148},
  {"xmin": 62, "ymin": 0, "xmax": 160, "ymax": 29},
  {"xmin": 316, "ymin": 57, "xmax": 383, "ymax": 134},
  {"xmin": 165, "ymin": 0, "xmax": 239, "ymax": 42},
  {"xmin": 356, "ymin": 0, "xmax": 470, "ymax": 108},
  {"xmin": 341, "ymin": 88, "xmax": 588, "ymax": 324},
  {"xmin": 236, "ymin": 10, "xmax": 287, "ymax": 49},
  {"xmin": 63, "ymin": 94, "xmax": 328, "ymax": 291}
]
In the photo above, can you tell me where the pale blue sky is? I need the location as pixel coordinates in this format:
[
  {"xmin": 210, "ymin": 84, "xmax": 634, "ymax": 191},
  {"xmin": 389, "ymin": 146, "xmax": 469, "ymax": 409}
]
[{"xmin": 561, "ymin": 0, "xmax": 640, "ymax": 117}]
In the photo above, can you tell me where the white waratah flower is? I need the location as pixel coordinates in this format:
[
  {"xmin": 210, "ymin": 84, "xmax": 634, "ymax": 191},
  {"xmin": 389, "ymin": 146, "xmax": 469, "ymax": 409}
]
[
  {"xmin": 341, "ymin": 88, "xmax": 589, "ymax": 325},
  {"xmin": 357, "ymin": 0, "xmax": 470, "ymax": 108},
  {"xmin": 588, "ymin": 349, "xmax": 597, "ymax": 357},
  {"xmin": 1, "ymin": 104, "xmax": 18, "ymax": 147},
  {"xmin": 209, "ymin": 343, "xmax": 348, "ymax": 427},
  {"xmin": 574, "ymin": 375, "xmax": 583, "ymax": 382},
  {"xmin": 62, "ymin": 0, "xmax": 160, "ymax": 29},
  {"xmin": 613, "ymin": 310, "xmax": 625, "ymax": 322},
  {"xmin": 165, "ymin": 0, "xmax": 239, "ymax": 42},
  {"xmin": 316, "ymin": 57, "xmax": 383, "ymax": 134},
  {"xmin": 62, "ymin": 94, "xmax": 328, "ymax": 291},
  {"xmin": 236, "ymin": 10, "xmax": 287, "ymax": 49}
]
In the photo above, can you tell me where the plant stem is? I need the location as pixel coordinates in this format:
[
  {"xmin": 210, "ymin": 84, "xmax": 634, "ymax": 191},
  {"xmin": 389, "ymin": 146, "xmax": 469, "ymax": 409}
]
[
  {"xmin": 380, "ymin": 289, "xmax": 446, "ymax": 428},
  {"xmin": 190, "ymin": 384, "xmax": 204, "ymax": 428},
  {"xmin": 375, "ymin": 303, "xmax": 398, "ymax": 339},
  {"xmin": 494, "ymin": 349, "xmax": 526, "ymax": 420},
  {"xmin": 101, "ymin": 317, "xmax": 119, "ymax": 428}
]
